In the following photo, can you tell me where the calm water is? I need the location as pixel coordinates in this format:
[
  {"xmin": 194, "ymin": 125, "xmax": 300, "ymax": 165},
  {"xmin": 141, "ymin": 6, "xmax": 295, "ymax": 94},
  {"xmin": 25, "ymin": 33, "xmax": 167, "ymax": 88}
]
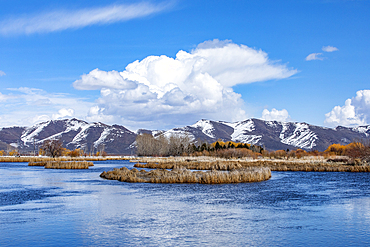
[{"xmin": 1, "ymin": 160, "xmax": 370, "ymax": 246}]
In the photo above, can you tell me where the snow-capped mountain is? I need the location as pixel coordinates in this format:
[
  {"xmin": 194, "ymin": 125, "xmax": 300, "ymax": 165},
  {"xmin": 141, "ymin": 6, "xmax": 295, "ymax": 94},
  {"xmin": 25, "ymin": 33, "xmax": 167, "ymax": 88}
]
[
  {"xmin": 0, "ymin": 118, "xmax": 369, "ymax": 154},
  {"xmin": 160, "ymin": 119, "xmax": 370, "ymax": 151},
  {"xmin": 0, "ymin": 118, "xmax": 136, "ymax": 154}
]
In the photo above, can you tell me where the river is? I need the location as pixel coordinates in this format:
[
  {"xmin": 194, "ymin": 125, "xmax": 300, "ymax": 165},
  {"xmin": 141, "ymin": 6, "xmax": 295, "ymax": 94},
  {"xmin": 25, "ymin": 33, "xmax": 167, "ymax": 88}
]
[{"xmin": 1, "ymin": 160, "xmax": 370, "ymax": 246}]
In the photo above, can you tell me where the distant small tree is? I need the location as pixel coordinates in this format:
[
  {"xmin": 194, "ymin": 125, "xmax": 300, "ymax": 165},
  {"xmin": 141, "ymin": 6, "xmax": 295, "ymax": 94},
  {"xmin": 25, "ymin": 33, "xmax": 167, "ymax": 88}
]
[
  {"xmin": 215, "ymin": 142, "xmax": 221, "ymax": 150},
  {"xmin": 69, "ymin": 148, "xmax": 84, "ymax": 157},
  {"xmin": 40, "ymin": 139, "xmax": 63, "ymax": 158}
]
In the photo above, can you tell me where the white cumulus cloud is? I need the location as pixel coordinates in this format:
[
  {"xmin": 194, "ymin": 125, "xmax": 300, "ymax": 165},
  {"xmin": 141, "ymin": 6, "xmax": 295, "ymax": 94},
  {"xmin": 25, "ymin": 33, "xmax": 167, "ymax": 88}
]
[
  {"xmin": 75, "ymin": 39, "xmax": 297, "ymax": 129},
  {"xmin": 52, "ymin": 108, "xmax": 75, "ymax": 120},
  {"xmin": 305, "ymin": 53, "xmax": 324, "ymax": 61},
  {"xmin": 322, "ymin": 45, "xmax": 338, "ymax": 52},
  {"xmin": 0, "ymin": 70, "xmax": 5, "ymax": 76},
  {"xmin": 0, "ymin": 2, "xmax": 171, "ymax": 35},
  {"xmin": 325, "ymin": 90, "xmax": 370, "ymax": 127},
  {"xmin": 261, "ymin": 108, "xmax": 290, "ymax": 122},
  {"xmin": 74, "ymin": 69, "xmax": 137, "ymax": 90}
]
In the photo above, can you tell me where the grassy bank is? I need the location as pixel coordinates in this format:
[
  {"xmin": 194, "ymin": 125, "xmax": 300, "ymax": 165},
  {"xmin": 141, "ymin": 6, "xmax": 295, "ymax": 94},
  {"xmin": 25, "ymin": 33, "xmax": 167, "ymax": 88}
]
[
  {"xmin": 132, "ymin": 156, "xmax": 370, "ymax": 172},
  {"xmin": 100, "ymin": 166, "xmax": 271, "ymax": 184}
]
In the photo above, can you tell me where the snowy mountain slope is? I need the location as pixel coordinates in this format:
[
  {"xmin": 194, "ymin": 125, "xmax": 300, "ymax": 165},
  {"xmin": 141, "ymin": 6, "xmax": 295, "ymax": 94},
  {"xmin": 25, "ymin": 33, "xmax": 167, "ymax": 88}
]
[
  {"xmin": 159, "ymin": 119, "xmax": 370, "ymax": 151},
  {"xmin": 0, "ymin": 118, "xmax": 369, "ymax": 154},
  {"xmin": 0, "ymin": 119, "xmax": 136, "ymax": 154}
]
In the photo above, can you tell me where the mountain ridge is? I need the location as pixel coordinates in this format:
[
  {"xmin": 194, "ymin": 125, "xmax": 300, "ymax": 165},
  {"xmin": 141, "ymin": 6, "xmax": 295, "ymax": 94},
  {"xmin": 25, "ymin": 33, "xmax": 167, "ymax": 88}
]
[{"xmin": 0, "ymin": 118, "xmax": 369, "ymax": 154}]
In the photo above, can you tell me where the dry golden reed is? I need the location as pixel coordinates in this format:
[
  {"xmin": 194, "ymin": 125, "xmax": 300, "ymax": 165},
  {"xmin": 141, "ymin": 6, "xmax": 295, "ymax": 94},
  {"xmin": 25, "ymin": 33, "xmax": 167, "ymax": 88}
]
[
  {"xmin": 132, "ymin": 157, "xmax": 370, "ymax": 173},
  {"xmin": 28, "ymin": 161, "xmax": 93, "ymax": 169},
  {"xmin": 100, "ymin": 167, "xmax": 271, "ymax": 184}
]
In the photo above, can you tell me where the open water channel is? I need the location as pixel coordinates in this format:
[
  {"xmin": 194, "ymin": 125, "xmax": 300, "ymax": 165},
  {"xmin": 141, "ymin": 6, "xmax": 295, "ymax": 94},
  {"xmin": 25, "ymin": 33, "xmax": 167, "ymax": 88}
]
[{"xmin": 1, "ymin": 160, "xmax": 370, "ymax": 246}]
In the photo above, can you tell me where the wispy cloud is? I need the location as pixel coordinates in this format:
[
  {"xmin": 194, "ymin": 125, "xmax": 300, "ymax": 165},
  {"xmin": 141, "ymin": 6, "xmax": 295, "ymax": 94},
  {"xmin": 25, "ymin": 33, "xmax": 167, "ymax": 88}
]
[
  {"xmin": 0, "ymin": 2, "xmax": 172, "ymax": 35},
  {"xmin": 0, "ymin": 70, "xmax": 5, "ymax": 76},
  {"xmin": 0, "ymin": 87, "xmax": 93, "ymax": 127},
  {"xmin": 305, "ymin": 53, "xmax": 324, "ymax": 61},
  {"xmin": 322, "ymin": 45, "xmax": 338, "ymax": 52}
]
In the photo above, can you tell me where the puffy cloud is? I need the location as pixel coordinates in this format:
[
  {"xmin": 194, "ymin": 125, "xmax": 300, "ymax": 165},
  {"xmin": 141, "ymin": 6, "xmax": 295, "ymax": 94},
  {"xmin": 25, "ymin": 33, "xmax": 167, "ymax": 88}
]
[
  {"xmin": 261, "ymin": 108, "xmax": 290, "ymax": 122},
  {"xmin": 322, "ymin": 46, "xmax": 338, "ymax": 52},
  {"xmin": 305, "ymin": 53, "xmax": 324, "ymax": 61},
  {"xmin": 73, "ymin": 69, "xmax": 137, "ymax": 90},
  {"xmin": 0, "ymin": 2, "xmax": 171, "ymax": 35},
  {"xmin": 325, "ymin": 90, "xmax": 370, "ymax": 127},
  {"xmin": 0, "ymin": 70, "xmax": 5, "ymax": 76},
  {"xmin": 75, "ymin": 39, "xmax": 297, "ymax": 129},
  {"xmin": 52, "ymin": 108, "xmax": 75, "ymax": 119}
]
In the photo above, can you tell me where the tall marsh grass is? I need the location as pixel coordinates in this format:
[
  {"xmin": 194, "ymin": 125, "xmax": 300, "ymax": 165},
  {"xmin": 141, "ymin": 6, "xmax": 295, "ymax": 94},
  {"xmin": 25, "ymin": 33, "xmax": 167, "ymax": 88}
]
[
  {"xmin": 28, "ymin": 161, "xmax": 94, "ymax": 169},
  {"xmin": 100, "ymin": 167, "xmax": 271, "ymax": 184},
  {"xmin": 132, "ymin": 157, "xmax": 370, "ymax": 173}
]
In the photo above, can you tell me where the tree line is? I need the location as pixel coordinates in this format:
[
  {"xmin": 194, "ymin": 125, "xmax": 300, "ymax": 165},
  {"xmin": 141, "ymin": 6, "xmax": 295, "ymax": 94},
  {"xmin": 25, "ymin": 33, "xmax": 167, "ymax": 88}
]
[
  {"xmin": 1, "ymin": 134, "xmax": 369, "ymax": 163},
  {"xmin": 135, "ymin": 133, "xmax": 264, "ymax": 158}
]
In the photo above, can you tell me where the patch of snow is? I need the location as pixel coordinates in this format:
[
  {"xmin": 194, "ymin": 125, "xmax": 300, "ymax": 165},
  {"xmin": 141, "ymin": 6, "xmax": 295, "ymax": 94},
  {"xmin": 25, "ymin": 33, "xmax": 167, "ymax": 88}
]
[
  {"xmin": 66, "ymin": 119, "xmax": 88, "ymax": 131},
  {"xmin": 265, "ymin": 121, "xmax": 277, "ymax": 128},
  {"xmin": 70, "ymin": 123, "xmax": 94, "ymax": 144},
  {"xmin": 129, "ymin": 141, "xmax": 137, "ymax": 149},
  {"xmin": 232, "ymin": 135, "xmax": 262, "ymax": 145},
  {"xmin": 152, "ymin": 130, "xmax": 164, "ymax": 136},
  {"xmin": 353, "ymin": 126, "xmax": 370, "ymax": 137},
  {"xmin": 94, "ymin": 128, "xmax": 111, "ymax": 147},
  {"xmin": 191, "ymin": 119, "xmax": 215, "ymax": 138},
  {"xmin": 279, "ymin": 122, "xmax": 290, "ymax": 140},
  {"xmin": 160, "ymin": 129, "xmax": 195, "ymax": 141},
  {"xmin": 230, "ymin": 119, "xmax": 255, "ymax": 142},
  {"xmin": 21, "ymin": 121, "xmax": 50, "ymax": 145},
  {"xmin": 10, "ymin": 143, "xmax": 18, "ymax": 148},
  {"xmin": 280, "ymin": 123, "xmax": 317, "ymax": 149}
]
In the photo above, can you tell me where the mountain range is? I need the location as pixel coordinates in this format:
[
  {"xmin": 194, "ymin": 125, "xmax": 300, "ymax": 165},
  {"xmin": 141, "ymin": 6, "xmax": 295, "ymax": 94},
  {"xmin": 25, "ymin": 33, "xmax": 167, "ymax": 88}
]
[{"xmin": 0, "ymin": 118, "xmax": 369, "ymax": 154}]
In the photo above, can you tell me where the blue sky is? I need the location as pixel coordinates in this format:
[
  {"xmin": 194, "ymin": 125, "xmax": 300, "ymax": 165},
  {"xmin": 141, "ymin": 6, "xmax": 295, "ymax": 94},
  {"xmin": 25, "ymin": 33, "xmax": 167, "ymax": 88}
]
[{"xmin": 0, "ymin": 0, "xmax": 369, "ymax": 130}]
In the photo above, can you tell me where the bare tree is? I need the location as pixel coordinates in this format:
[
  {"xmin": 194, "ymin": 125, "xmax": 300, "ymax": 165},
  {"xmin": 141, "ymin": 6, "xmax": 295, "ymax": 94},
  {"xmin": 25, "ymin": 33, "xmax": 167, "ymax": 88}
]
[
  {"xmin": 136, "ymin": 134, "xmax": 159, "ymax": 156},
  {"xmin": 167, "ymin": 133, "xmax": 192, "ymax": 156},
  {"xmin": 40, "ymin": 139, "xmax": 63, "ymax": 158},
  {"xmin": 136, "ymin": 133, "xmax": 193, "ymax": 157}
]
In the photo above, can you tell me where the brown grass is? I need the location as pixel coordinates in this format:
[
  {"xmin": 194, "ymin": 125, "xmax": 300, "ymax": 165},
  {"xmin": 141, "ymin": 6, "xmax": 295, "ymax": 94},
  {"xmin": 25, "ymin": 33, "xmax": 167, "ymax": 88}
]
[
  {"xmin": 28, "ymin": 161, "xmax": 93, "ymax": 169},
  {"xmin": 100, "ymin": 167, "xmax": 271, "ymax": 184},
  {"xmin": 132, "ymin": 157, "xmax": 370, "ymax": 173},
  {"xmin": 28, "ymin": 161, "xmax": 49, "ymax": 166}
]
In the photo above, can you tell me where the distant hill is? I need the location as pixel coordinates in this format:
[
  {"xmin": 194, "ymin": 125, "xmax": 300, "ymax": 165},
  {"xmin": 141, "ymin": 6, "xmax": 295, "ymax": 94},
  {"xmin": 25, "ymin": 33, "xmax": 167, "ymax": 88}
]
[
  {"xmin": 0, "ymin": 118, "xmax": 369, "ymax": 154},
  {"xmin": 158, "ymin": 119, "xmax": 370, "ymax": 151},
  {"xmin": 0, "ymin": 118, "xmax": 136, "ymax": 155}
]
